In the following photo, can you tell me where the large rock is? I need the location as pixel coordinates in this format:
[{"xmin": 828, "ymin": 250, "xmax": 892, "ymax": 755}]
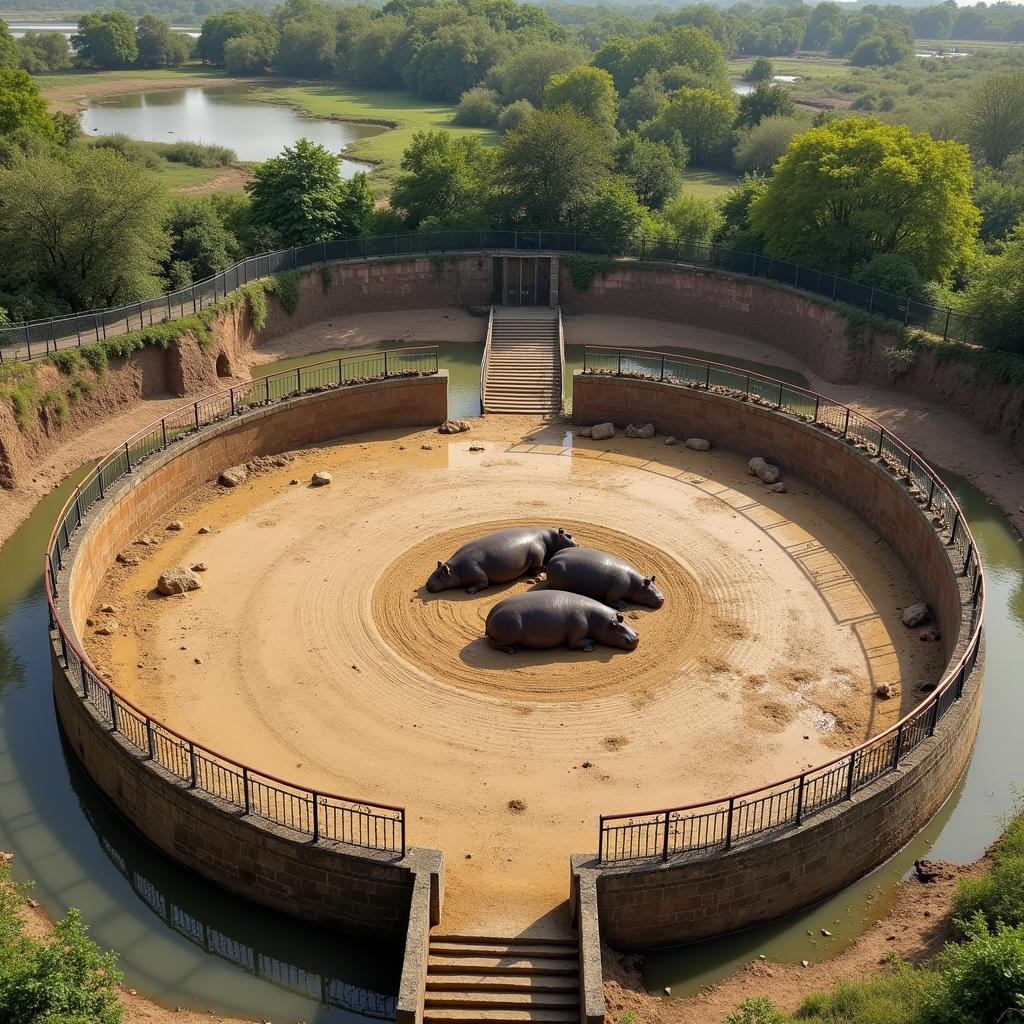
[
  {"xmin": 219, "ymin": 465, "xmax": 248, "ymax": 488},
  {"xmin": 685, "ymin": 438, "xmax": 711, "ymax": 451},
  {"xmin": 439, "ymin": 419, "xmax": 470, "ymax": 435},
  {"xmin": 625, "ymin": 422, "xmax": 656, "ymax": 439},
  {"xmin": 590, "ymin": 422, "xmax": 615, "ymax": 441},
  {"xmin": 156, "ymin": 568, "xmax": 202, "ymax": 596},
  {"xmin": 311, "ymin": 471, "xmax": 332, "ymax": 486},
  {"xmin": 902, "ymin": 602, "xmax": 929, "ymax": 628},
  {"xmin": 748, "ymin": 457, "xmax": 781, "ymax": 485}
]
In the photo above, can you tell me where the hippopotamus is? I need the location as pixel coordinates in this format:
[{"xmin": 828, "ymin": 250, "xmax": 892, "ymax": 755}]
[
  {"xmin": 426, "ymin": 527, "xmax": 578, "ymax": 594},
  {"xmin": 545, "ymin": 547, "xmax": 665, "ymax": 610},
  {"xmin": 485, "ymin": 591, "xmax": 639, "ymax": 653}
]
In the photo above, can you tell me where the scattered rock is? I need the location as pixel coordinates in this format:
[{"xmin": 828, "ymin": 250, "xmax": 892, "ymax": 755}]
[
  {"xmin": 766, "ymin": 482, "xmax": 787, "ymax": 494},
  {"xmin": 311, "ymin": 471, "xmax": 332, "ymax": 487},
  {"xmin": 625, "ymin": 422, "xmax": 656, "ymax": 438},
  {"xmin": 919, "ymin": 628, "xmax": 941, "ymax": 642},
  {"xmin": 156, "ymin": 568, "xmax": 203, "ymax": 596},
  {"xmin": 801, "ymin": 960, "xmax": 810, "ymax": 968},
  {"xmin": 26, "ymin": 898, "xmax": 38, "ymax": 909},
  {"xmin": 663, "ymin": 987, "xmax": 671, "ymax": 996},
  {"xmin": 134, "ymin": 535, "xmax": 160, "ymax": 547},
  {"xmin": 685, "ymin": 438, "xmax": 711, "ymax": 451},
  {"xmin": 581, "ymin": 761, "xmax": 593, "ymax": 769},
  {"xmin": 821, "ymin": 929, "xmax": 832, "ymax": 937},
  {"xmin": 902, "ymin": 603, "xmax": 929, "ymax": 628},
  {"xmin": 290, "ymin": 479, "xmax": 300, "ymax": 485},
  {"xmin": 85, "ymin": 617, "xmax": 95, "ymax": 627},
  {"xmin": 748, "ymin": 457, "xmax": 781, "ymax": 484},
  {"xmin": 576, "ymin": 426, "xmax": 592, "ymax": 438},
  {"xmin": 219, "ymin": 465, "xmax": 248, "ymax": 488},
  {"xmin": 438, "ymin": 419, "xmax": 470, "ymax": 434},
  {"xmin": 194, "ymin": 657, "xmax": 202, "ymax": 665},
  {"xmin": 421, "ymin": 444, "xmax": 433, "ymax": 451},
  {"xmin": 875, "ymin": 682, "xmax": 894, "ymax": 700},
  {"xmin": 166, "ymin": 521, "xmax": 183, "ymax": 531},
  {"xmin": 469, "ymin": 445, "xmax": 485, "ymax": 452},
  {"xmin": 663, "ymin": 436, "xmax": 678, "ymax": 446},
  {"xmin": 191, "ymin": 562, "xmax": 208, "ymax": 573},
  {"xmin": 95, "ymin": 620, "xmax": 119, "ymax": 636},
  {"xmin": 507, "ymin": 799, "xmax": 527, "ymax": 814},
  {"xmin": 590, "ymin": 422, "xmax": 615, "ymax": 441},
  {"xmin": 198, "ymin": 525, "xmax": 213, "ymax": 535},
  {"xmin": 116, "ymin": 551, "xmax": 140, "ymax": 566},
  {"xmin": 914, "ymin": 859, "xmax": 941, "ymax": 883},
  {"xmin": 100, "ymin": 603, "xmax": 116, "ymax": 614}
]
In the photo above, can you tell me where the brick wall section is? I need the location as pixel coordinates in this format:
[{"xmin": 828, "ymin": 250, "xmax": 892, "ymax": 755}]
[
  {"xmin": 52, "ymin": 375, "xmax": 448, "ymax": 941},
  {"xmin": 570, "ymin": 374, "xmax": 983, "ymax": 949}
]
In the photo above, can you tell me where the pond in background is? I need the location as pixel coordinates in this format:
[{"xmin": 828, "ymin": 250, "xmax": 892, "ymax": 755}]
[
  {"xmin": 79, "ymin": 86, "xmax": 384, "ymax": 170},
  {"xmin": 7, "ymin": 22, "xmax": 200, "ymax": 37}
]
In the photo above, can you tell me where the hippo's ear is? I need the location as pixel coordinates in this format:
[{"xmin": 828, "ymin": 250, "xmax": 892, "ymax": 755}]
[
  {"xmin": 650, "ymin": 574, "xmax": 656, "ymax": 583},
  {"xmin": 558, "ymin": 528, "xmax": 565, "ymax": 535},
  {"xmin": 642, "ymin": 577, "xmax": 651, "ymax": 587},
  {"xmin": 436, "ymin": 561, "xmax": 444, "ymax": 570},
  {"xmin": 616, "ymin": 613, "xmax": 624, "ymax": 622}
]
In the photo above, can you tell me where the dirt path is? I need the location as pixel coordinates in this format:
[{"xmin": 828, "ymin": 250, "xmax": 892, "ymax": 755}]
[
  {"xmin": 40, "ymin": 73, "xmax": 291, "ymax": 115},
  {"xmin": 174, "ymin": 164, "xmax": 252, "ymax": 195}
]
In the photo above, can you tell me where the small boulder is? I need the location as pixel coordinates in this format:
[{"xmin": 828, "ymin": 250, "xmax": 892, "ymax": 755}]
[
  {"xmin": 156, "ymin": 568, "xmax": 202, "ymax": 596},
  {"xmin": 219, "ymin": 465, "xmax": 248, "ymax": 488},
  {"xmin": 875, "ymin": 682, "xmax": 894, "ymax": 700},
  {"xmin": 116, "ymin": 551, "xmax": 140, "ymax": 567},
  {"xmin": 590, "ymin": 422, "xmax": 615, "ymax": 441},
  {"xmin": 100, "ymin": 603, "xmax": 117, "ymax": 614},
  {"xmin": 767, "ymin": 482, "xmax": 787, "ymax": 494},
  {"xmin": 134, "ymin": 534, "xmax": 160, "ymax": 547},
  {"xmin": 919, "ymin": 628, "xmax": 941, "ymax": 642},
  {"xmin": 575, "ymin": 426, "xmax": 592, "ymax": 438},
  {"xmin": 439, "ymin": 419, "xmax": 470, "ymax": 435},
  {"xmin": 198, "ymin": 525, "xmax": 213, "ymax": 535},
  {"xmin": 191, "ymin": 562, "xmax": 208, "ymax": 573},
  {"xmin": 311, "ymin": 471, "xmax": 332, "ymax": 487},
  {"xmin": 469, "ymin": 445, "xmax": 485, "ymax": 452},
  {"xmin": 748, "ymin": 457, "xmax": 781, "ymax": 485},
  {"xmin": 625, "ymin": 422, "xmax": 656, "ymax": 439},
  {"xmin": 902, "ymin": 603, "xmax": 929, "ymax": 628},
  {"xmin": 663, "ymin": 436, "xmax": 678, "ymax": 446},
  {"xmin": 95, "ymin": 620, "xmax": 119, "ymax": 637},
  {"xmin": 685, "ymin": 438, "xmax": 711, "ymax": 451},
  {"xmin": 166, "ymin": 521, "xmax": 183, "ymax": 532}
]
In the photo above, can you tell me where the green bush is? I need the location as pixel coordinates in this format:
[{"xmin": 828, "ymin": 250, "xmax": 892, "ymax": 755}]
[
  {"xmin": 565, "ymin": 254, "xmax": 616, "ymax": 291},
  {"xmin": 725, "ymin": 997, "xmax": 790, "ymax": 1024},
  {"xmin": 953, "ymin": 810, "xmax": 1024, "ymax": 933},
  {"xmin": 48, "ymin": 349, "xmax": 83, "ymax": 376},
  {"xmin": 794, "ymin": 966, "xmax": 936, "ymax": 1024},
  {"xmin": 0, "ymin": 864, "xmax": 123, "ymax": 1023},
  {"xmin": 82, "ymin": 345, "xmax": 108, "ymax": 377},
  {"xmin": 272, "ymin": 271, "xmax": 301, "ymax": 314}
]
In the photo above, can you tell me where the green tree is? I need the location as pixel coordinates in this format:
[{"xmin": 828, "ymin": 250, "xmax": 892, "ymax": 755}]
[
  {"xmin": 974, "ymin": 165, "xmax": 1024, "ymax": 242},
  {"xmin": 347, "ymin": 16, "xmax": 405, "ymax": 89},
  {"xmin": 498, "ymin": 106, "xmax": 613, "ymax": 227},
  {"xmin": 197, "ymin": 9, "xmax": 278, "ymax": 67},
  {"xmin": 0, "ymin": 148, "xmax": 169, "ymax": 311},
  {"xmin": 0, "ymin": 67, "xmax": 58, "ymax": 158},
  {"xmin": 733, "ymin": 115, "xmax": 805, "ymax": 174},
  {"xmin": 488, "ymin": 40, "xmax": 588, "ymax": 107},
  {"xmin": 543, "ymin": 66, "xmax": 619, "ymax": 135},
  {"xmin": 849, "ymin": 28, "xmax": 913, "ymax": 67},
  {"xmin": 749, "ymin": 117, "xmax": 979, "ymax": 281},
  {"xmin": 580, "ymin": 176, "xmax": 653, "ymax": 244},
  {"xmin": 615, "ymin": 132, "xmax": 682, "ymax": 209},
  {"xmin": 961, "ymin": 222, "xmax": 1024, "ymax": 352},
  {"xmin": 223, "ymin": 33, "xmax": 276, "ymax": 74},
  {"xmin": 16, "ymin": 31, "xmax": 71, "ymax": 74},
  {"xmin": 135, "ymin": 15, "xmax": 191, "ymax": 69},
  {"xmin": 276, "ymin": 16, "xmax": 336, "ymax": 77},
  {"xmin": 246, "ymin": 139, "xmax": 368, "ymax": 245},
  {"xmin": 402, "ymin": 20, "xmax": 509, "ymax": 102},
  {"xmin": 336, "ymin": 171, "xmax": 374, "ymax": 237},
  {"xmin": 642, "ymin": 87, "xmax": 736, "ymax": 166},
  {"xmin": 736, "ymin": 83, "xmax": 795, "ymax": 128},
  {"xmin": 165, "ymin": 199, "xmax": 238, "ymax": 284},
  {"xmin": 744, "ymin": 57, "xmax": 774, "ymax": 84},
  {"xmin": 594, "ymin": 26, "xmax": 728, "ymax": 94},
  {"xmin": 454, "ymin": 86, "xmax": 501, "ymax": 128},
  {"xmin": 660, "ymin": 190, "xmax": 722, "ymax": 243},
  {"xmin": 0, "ymin": 19, "xmax": 20, "ymax": 68},
  {"xmin": 72, "ymin": 12, "xmax": 139, "ymax": 69},
  {"xmin": 715, "ymin": 172, "xmax": 768, "ymax": 250},
  {"xmin": 804, "ymin": 3, "xmax": 844, "ymax": 50},
  {"xmin": 964, "ymin": 71, "xmax": 1024, "ymax": 170},
  {"xmin": 391, "ymin": 130, "xmax": 495, "ymax": 228},
  {"xmin": 853, "ymin": 252, "xmax": 936, "ymax": 302},
  {"xmin": 619, "ymin": 70, "xmax": 668, "ymax": 131},
  {"xmin": 498, "ymin": 99, "xmax": 534, "ymax": 133}
]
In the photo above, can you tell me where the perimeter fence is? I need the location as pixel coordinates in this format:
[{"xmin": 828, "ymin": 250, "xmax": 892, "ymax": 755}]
[
  {"xmin": 45, "ymin": 347, "xmax": 440, "ymax": 858},
  {"xmin": 583, "ymin": 347, "xmax": 985, "ymax": 865},
  {"xmin": 0, "ymin": 230, "xmax": 984, "ymax": 363}
]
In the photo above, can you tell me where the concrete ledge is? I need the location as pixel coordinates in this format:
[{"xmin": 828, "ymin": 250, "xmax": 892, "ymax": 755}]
[
  {"xmin": 571, "ymin": 856, "xmax": 607, "ymax": 1024},
  {"xmin": 397, "ymin": 850, "xmax": 444, "ymax": 1024}
]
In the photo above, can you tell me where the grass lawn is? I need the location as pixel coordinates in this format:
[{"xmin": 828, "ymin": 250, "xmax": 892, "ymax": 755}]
[
  {"xmin": 682, "ymin": 167, "xmax": 740, "ymax": 200},
  {"xmin": 250, "ymin": 83, "xmax": 498, "ymax": 183},
  {"xmin": 33, "ymin": 64, "xmax": 228, "ymax": 92}
]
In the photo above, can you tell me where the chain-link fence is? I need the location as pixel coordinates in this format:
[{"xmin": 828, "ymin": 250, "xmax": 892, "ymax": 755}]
[{"xmin": 0, "ymin": 230, "xmax": 983, "ymax": 364}]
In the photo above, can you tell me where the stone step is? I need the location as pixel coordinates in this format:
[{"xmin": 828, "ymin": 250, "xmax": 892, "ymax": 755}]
[
  {"xmin": 426, "ymin": 976, "xmax": 579, "ymax": 993},
  {"xmin": 423, "ymin": 1009, "xmax": 579, "ymax": 1024},
  {"xmin": 427, "ymin": 956, "xmax": 578, "ymax": 975},
  {"xmin": 429, "ymin": 935, "xmax": 578, "ymax": 948},
  {"xmin": 425, "ymin": 992, "xmax": 579, "ymax": 1011}
]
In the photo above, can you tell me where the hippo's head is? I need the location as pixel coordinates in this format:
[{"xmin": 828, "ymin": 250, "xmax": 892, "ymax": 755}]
[
  {"xmin": 636, "ymin": 574, "xmax": 665, "ymax": 609},
  {"xmin": 605, "ymin": 613, "xmax": 639, "ymax": 651},
  {"xmin": 426, "ymin": 560, "xmax": 457, "ymax": 593},
  {"xmin": 552, "ymin": 527, "xmax": 578, "ymax": 553}
]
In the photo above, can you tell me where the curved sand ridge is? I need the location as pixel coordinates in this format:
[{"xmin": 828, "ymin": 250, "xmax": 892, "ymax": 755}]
[
  {"xmin": 89, "ymin": 419, "xmax": 944, "ymax": 930},
  {"xmin": 373, "ymin": 521, "xmax": 706, "ymax": 702}
]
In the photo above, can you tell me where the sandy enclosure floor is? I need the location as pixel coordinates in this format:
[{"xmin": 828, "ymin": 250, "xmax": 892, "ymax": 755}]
[{"xmin": 87, "ymin": 417, "xmax": 943, "ymax": 933}]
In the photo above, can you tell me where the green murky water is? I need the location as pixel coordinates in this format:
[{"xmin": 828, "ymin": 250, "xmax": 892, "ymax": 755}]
[{"xmin": 0, "ymin": 345, "xmax": 1018, "ymax": 1017}]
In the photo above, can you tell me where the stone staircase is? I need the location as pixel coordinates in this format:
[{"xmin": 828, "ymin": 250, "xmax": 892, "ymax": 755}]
[
  {"xmin": 482, "ymin": 307, "xmax": 562, "ymax": 416},
  {"xmin": 423, "ymin": 933, "xmax": 580, "ymax": 1024}
]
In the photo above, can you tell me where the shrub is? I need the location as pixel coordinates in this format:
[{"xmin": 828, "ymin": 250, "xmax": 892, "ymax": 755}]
[
  {"xmin": 793, "ymin": 965, "xmax": 936, "ymax": 1023},
  {"xmin": 953, "ymin": 810, "xmax": 1024, "ymax": 933},
  {"xmin": 853, "ymin": 253, "xmax": 937, "ymax": 303},
  {"xmin": 498, "ymin": 99, "xmax": 535, "ymax": 133},
  {"xmin": 734, "ymin": 116, "xmax": 806, "ymax": 175},
  {"xmin": 159, "ymin": 140, "xmax": 235, "ymax": 167},
  {"xmin": 454, "ymin": 86, "xmax": 501, "ymax": 127},
  {"xmin": 565, "ymin": 254, "xmax": 615, "ymax": 290},
  {"xmin": 725, "ymin": 997, "xmax": 789, "ymax": 1024},
  {"xmin": 659, "ymin": 191, "xmax": 723, "ymax": 245},
  {"xmin": 39, "ymin": 388, "xmax": 67, "ymax": 426},
  {"xmin": 82, "ymin": 345, "xmax": 109, "ymax": 377},
  {"xmin": 48, "ymin": 349, "xmax": 83, "ymax": 376},
  {"xmin": 272, "ymin": 271, "xmax": 301, "ymax": 314}
]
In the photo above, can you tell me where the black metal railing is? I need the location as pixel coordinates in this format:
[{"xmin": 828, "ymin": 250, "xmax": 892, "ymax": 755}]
[
  {"xmin": 0, "ymin": 230, "xmax": 983, "ymax": 363},
  {"xmin": 584, "ymin": 346, "xmax": 985, "ymax": 864},
  {"xmin": 46, "ymin": 348, "xmax": 441, "ymax": 858}
]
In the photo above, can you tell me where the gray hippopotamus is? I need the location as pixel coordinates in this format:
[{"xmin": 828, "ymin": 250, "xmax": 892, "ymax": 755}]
[
  {"xmin": 426, "ymin": 527, "xmax": 577, "ymax": 594},
  {"xmin": 545, "ymin": 547, "xmax": 665, "ymax": 610},
  {"xmin": 485, "ymin": 591, "xmax": 639, "ymax": 653}
]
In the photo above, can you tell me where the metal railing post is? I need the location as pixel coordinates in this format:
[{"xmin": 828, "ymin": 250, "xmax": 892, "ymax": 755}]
[
  {"xmin": 189, "ymin": 741, "xmax": 198, "ymax": 788},
  {"xmin": 597, "ymin": 817, "xmax": 604, "ymax": 862},
  {"xmin": 795, "ymin": 774, "xmax": 806, "ymax": 825},
  {"xmin": 312, "ymin": 792, "xmax": 320, "ymax": 841},
  {"xmin": 846, "ymin": 752, "xmax": 856, "ymax": 799},
  {"xmin": 108, "ymin": 688, "xmax": 117, "ymax": 730},
  {"xmin": 813, "ymin": 396, "xmax": 820, "ymax": 423},
  {"xmin": 948, "ymin": 511, "xmax": 960, "ymax": 546},
  {"xmin": 243, "ymin": 767, "xmax": 251, "ymax": 814},
  {"xmin": 892, "ymin": 723, "xmax": 904, "ymax": 769},
  {"xmin": 662, "ymin": 810, "xmax": 670, "ymax": 861},
  {"xmin": 124, "ymin": 442, "xmax": 132, "ymax": 472},
  {"xmin": 725, "ymin": 797, "xmax": 735, "ymax": 850},
  {"xmin": 146, "ymin": 718, "xmax": 155, "ymax": 759},
  {"xmin": 842, "ymin": 408, "xmax": 850, "ymax": 438}
]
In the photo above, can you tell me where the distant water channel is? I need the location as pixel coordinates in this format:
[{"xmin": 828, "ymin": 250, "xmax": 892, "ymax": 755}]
[
  {"xmin": 78, "ymin": 85, "xmax": 384, "ymax": 170},
  {"xmin": 0, "ymin": 344, "xmax": 1020, "ymax": 1018}
]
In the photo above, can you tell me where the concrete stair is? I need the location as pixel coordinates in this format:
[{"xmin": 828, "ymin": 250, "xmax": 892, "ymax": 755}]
[
  {"xmin": 424, "ymin": 934, "xmax": 579, "ymax": 1024},
  {"xmin": 483, "ymin": 307, "xmax": 562, "ymax": 416}
]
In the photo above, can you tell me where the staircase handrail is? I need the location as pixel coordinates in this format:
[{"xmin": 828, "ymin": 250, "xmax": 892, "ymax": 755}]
[
  {"xmin": 556, "ymin": 305, "xmax": 566, "ymax": 416},
  {"xmin": 480, "ymin": 305, "xmax": 495, "ymax": 414}
]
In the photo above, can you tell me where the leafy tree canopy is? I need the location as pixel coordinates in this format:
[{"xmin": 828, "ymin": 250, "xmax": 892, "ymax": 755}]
[
  {"xmin": 735, "ymin": 82, "xmax": 794, "ymax": 129},
  {"xmin": 72, "ymin": 12, "xmax": 139, "ymax": 69},
  {"xmin": 0, "ymin": 67, "xmax": 58, "ymax": 157},
  {"xmin": 543, "ymin": 66, "xmax": 618, "ymax": 134},
  {"xmin": 641, "ymin": 86, "xmax": 736, "ymax": 166},
  {"xmin": 749, "ymin": 117, "xmax": 979, "ymax": 282},
  {"xmin": 488, "ymin": 40, "xmax": 588, "ymax": 106},
  {"xmin": 615, "ymin": 132, "xmax": 682, "ymax": 209},
  {"xmin": 965, "ymin": 70, "xmax": 1024, "ymax": 171}
]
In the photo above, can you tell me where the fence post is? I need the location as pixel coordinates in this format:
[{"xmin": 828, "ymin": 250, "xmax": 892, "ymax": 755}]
[
  {"xmin": 189, "ymin": 741, "xmax": 197, "ymax": 788},
  {"xmin": 943, "ymin": 308, "xmax": 951, "ymax": 343},
  {"xmin": 725, "ymin": 797, "xmax": 735, "ymax": 850},
  {"xmin": 146, "ymin": 718, "xmax": 155, "ymax": 759},
  {"xmin": 948, "ymin": 510, "xmax": 960, "ymax": 547},
  {"xmin": 877, "ymin": 428, "xmax": 885, "ymax": 457},
  {"xmin": 892, "ymin": 723, "xmax": 904, "ymax": 769},
  {"xmin": 842, "ymin": 407, "xmax": 850, "ymax": 438},
  {"xmin": 384, "ymin": 351, "xmax": 389, "ymax": 378},
  {"xmin": 108, "ymin": 688, "xmax": 117, "ymax": 731},
  {"xmin": 927, "ymin": 698, "xmax": 939, "ymax": 737},
  {"xmin": 49, "ymin": 317, "xmax": 56, "ymax": 353},
  {"xmin": 597, "ymin": 817, "xmax": 604, "ymax": 862},
  {"xmin": 25, "ymin": 326, "xmax": 32, "ymax": 361},
  {"xmin": 312, "ymin": 792, "xmax": 320, "ymax": 842},
  {"xmin": 795, "ymin": 773, "xmax": 806, "ymax": 825},
  {"xmin": 868, "ymin": 288, "xmax": 875, "ymax": 314},
  {"xmin": 660, "ymin": 355, "xmax": 665, "ymax": 381},
  {"xmin": 617, "ymin": 350, "xmax": 622, "ymax": 375},
  {"xmin": 192, "ymin": 285, "xmax": 197, "ymax": 314},
  {"xmin": 846, "ymin": 752, "xmax": 856, "ymax": 799},
  {"xmin": 705, "ymin": 362, "xmax": 711, "ymax": 389},
  {"xmin": 813, "ymin": 396, "xmax": 820, "ymax": 423},
  {"xmin": 243, "ymin": 767, "xmax": 251, "ymax": 814},
  {"xmin": 662, "ymin": 810, "xmax": 670, "ymax": 861},
  {"xmin": 139, "ymin": 302, "xmax": 144, "ymax": 330},
  {"xmin": 124, "ymin": 442, "xmax": 132, "ymax": 472},
  {"xmin": 161, "ymin": 419, "xmax": 167, "ymax": 449},
  {"xmin": 265, "ymin": 376, "xmax": 271, "ymax": 404},
  {"xmin": 297, "ymin": 367, "xmax": 301, "ymax": 394}
]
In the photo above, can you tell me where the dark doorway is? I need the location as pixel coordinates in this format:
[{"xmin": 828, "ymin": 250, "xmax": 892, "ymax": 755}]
[{"xmin": 498, "ymin": 257, "xmax": 551, "ymax": 306}]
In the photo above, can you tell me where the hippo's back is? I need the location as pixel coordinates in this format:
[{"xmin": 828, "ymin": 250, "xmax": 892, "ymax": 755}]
[
  {"xmin": 487, "ymin": 589, "xmax": 611, "ymax": 624},
  {"xmin": 453, "ymin": 527, "xmax": 550, "ymax": 560},
  {"xmin": 548, "ymin": 547, "xmax": 633, "ymax": 576}
]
